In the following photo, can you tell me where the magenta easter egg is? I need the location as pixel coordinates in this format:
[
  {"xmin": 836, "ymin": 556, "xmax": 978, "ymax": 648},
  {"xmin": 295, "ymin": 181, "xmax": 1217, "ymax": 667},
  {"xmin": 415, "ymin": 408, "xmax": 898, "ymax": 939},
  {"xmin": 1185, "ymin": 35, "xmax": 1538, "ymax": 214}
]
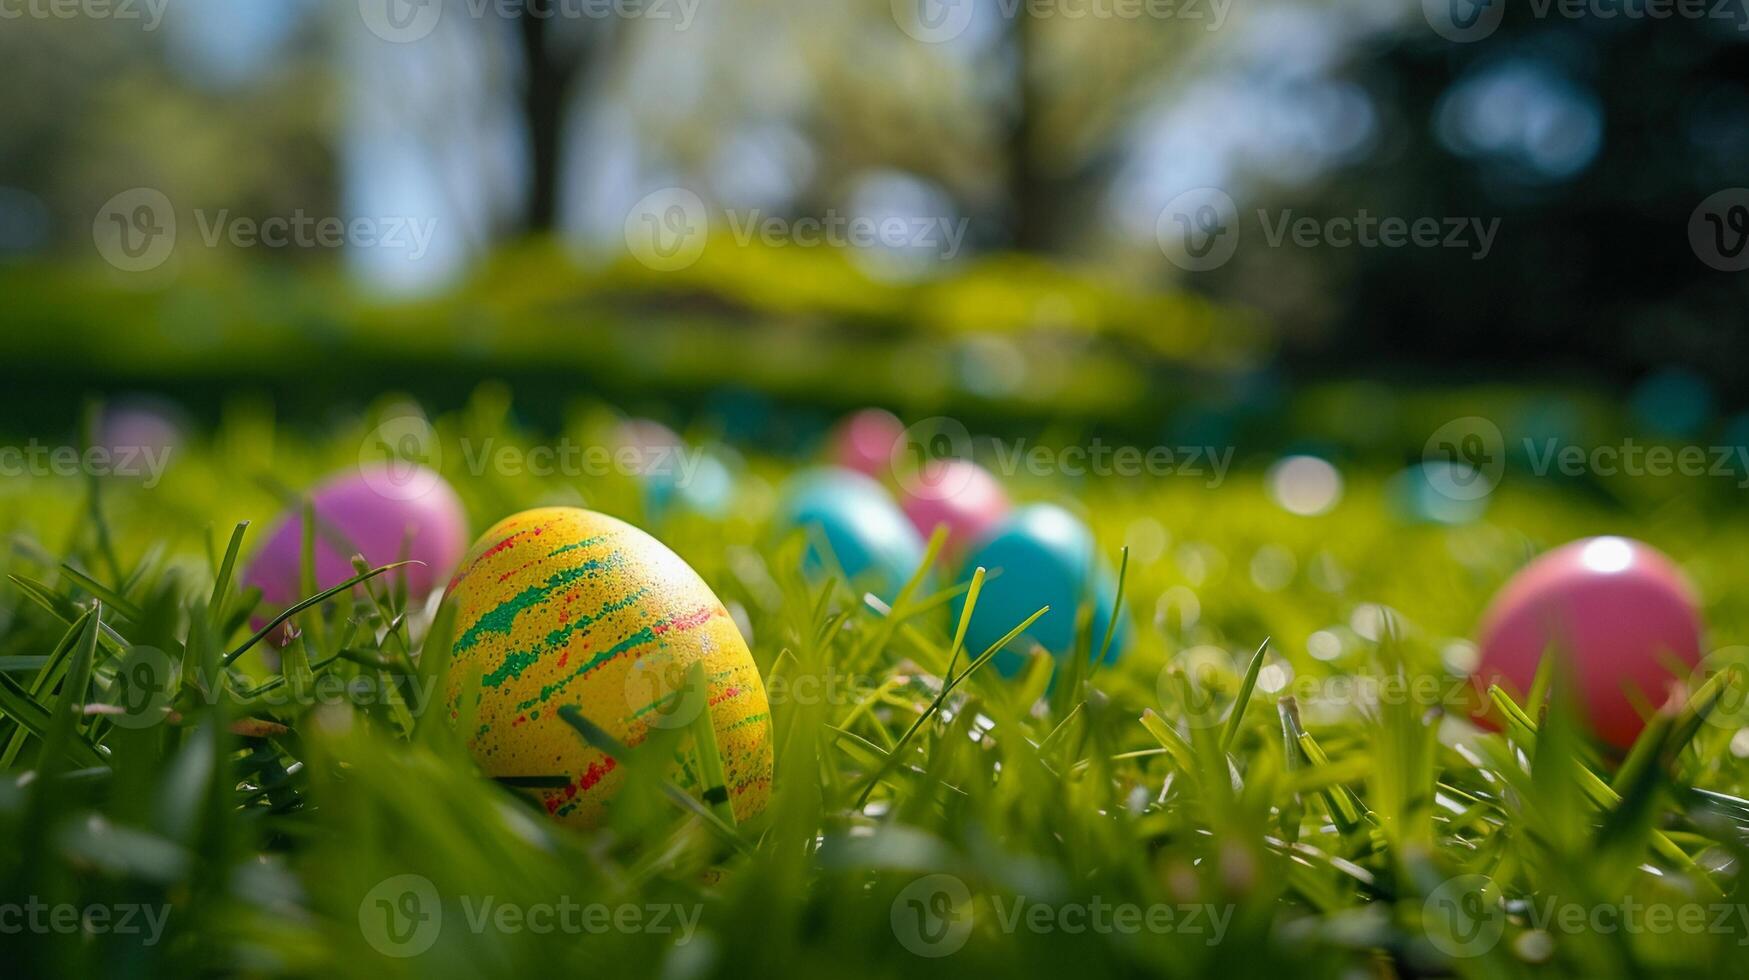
[
  {"xmin": 898, "ymin": 459, "xmax": 1010, "ymax": 563},
  {"xmin": 243, "ymin": 465, "xmax": 469, "ymax": 636},
  {"xmin": 831, "ymin": 409, "xmax": 904, "ymax": 478},
  {"xmin": 1473, "ymin": 536, "xmax": 1702, "ymax": 749}
]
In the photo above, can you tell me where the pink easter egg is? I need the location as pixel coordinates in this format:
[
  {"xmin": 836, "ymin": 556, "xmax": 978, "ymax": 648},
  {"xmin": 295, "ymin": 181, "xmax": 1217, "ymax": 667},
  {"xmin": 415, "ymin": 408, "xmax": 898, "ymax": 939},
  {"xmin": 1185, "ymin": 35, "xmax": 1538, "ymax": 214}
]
[
  {"xmin": 898, "ymin": 459, "xmax": 1010, "ymax": 564},
  {"xmin": 1473, "ymin": 536, "xmax": 1702, "ymax": 749},
  {"xmin": 831, "ymin": 409, "xmax": 904, "ymax": 479},
  {"xmin": 242, "ymin": 464, "xmax": 468, "ymax": 640}
]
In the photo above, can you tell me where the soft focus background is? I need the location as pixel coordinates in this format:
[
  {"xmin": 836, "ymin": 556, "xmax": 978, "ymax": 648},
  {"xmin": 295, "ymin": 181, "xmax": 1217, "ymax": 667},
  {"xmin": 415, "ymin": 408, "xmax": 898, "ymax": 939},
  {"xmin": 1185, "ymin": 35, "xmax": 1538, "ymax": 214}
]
[
  {"xmin": 4, "ymin": 3, "xmax": 1749, "ymax": 978},
  {"xmin": 2, "ymin": 0, "xmax": 1747, "ymax": 428}
]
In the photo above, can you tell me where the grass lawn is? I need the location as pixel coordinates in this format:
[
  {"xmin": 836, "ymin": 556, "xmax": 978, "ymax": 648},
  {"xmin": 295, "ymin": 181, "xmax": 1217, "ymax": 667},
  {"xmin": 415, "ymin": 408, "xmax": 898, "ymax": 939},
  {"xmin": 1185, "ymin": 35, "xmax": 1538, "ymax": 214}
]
[{"xmin": 3, "ymin": 396, "xmax": 1748, "ymax": 978}]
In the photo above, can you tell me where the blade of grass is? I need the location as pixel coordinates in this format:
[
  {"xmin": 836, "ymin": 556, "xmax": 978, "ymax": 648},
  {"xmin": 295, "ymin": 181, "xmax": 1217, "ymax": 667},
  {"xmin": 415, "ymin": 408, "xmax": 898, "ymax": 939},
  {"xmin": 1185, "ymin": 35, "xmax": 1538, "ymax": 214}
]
[
  {"xmin": 58, "ymin": 563, "xmax": 144, "ymax": 622},
  {"xmin": 1221, "ymin": 636, "xmax": 1272, "ymax": 753},
  {"xmin": 853, "ymin": 603, "xmax": 1051, "ymax": 808},
  {"xmin": 37, "ymin": 603, "xmax": 106, "ymax": 772},
  {"xmin": 221, "ymin": 561, "xmax": 420, "ymax": 666}
]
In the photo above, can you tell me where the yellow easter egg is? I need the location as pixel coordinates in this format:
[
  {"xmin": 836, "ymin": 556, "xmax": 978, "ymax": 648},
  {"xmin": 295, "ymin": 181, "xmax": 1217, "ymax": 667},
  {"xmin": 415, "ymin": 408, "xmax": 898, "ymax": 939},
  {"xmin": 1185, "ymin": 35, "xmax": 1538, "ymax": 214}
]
[{"xmin": 442, "ymin": 507, "xmax": 773, "ymax": 826}]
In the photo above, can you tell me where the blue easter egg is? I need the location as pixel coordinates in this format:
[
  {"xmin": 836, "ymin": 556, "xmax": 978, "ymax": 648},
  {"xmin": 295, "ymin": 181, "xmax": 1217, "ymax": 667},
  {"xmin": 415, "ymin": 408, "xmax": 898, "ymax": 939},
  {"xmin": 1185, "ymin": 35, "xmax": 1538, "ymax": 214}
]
[
  {"xmin": 645, "ymin": 452, "xmax": 733, "ymax": 521},
  {"xmin": 1385, "ymin": 462, "xmax": 1489, "ymax": 526},
  {"xmin": 778, "ymin": 468, "xmax": 926, "ymax": 601},
  {"xmin": 952, "ymin": 504, "xmax": 1131, "ymax": 676}
]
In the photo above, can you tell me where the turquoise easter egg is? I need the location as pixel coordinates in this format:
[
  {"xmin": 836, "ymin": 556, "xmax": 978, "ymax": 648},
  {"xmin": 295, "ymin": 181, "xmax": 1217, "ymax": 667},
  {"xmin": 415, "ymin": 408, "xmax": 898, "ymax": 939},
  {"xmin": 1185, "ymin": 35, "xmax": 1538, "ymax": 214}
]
[
  {"xmin": 777, "ymin": 468, "xmax": 925, "ymax": 602},
  {"xmin": 1385, "ymin": 462, "xmax": 1489, "ymax": 525},
  {"xmin": 644, "ymin": 451, "xmax": 733, "ymax": 521},
  {"xmin": 952, "ymin": 504, "xmax": 1130, "ymax": 676}
]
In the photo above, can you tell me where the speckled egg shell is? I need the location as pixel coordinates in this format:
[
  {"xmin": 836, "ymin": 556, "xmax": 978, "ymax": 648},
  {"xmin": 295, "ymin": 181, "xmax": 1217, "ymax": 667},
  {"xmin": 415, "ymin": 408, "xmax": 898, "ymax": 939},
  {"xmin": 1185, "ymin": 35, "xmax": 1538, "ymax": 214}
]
[{"xmin": 442, "ymin": 507, "xmax": 773, "ymax": 826}]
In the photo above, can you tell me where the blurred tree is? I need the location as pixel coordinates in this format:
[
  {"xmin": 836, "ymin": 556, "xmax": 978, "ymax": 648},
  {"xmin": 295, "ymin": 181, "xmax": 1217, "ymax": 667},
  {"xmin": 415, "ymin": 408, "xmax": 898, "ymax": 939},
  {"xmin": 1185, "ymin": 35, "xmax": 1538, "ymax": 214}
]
[
  {"xmin": 512, "ymin": 11, "xmax": 618, "ymax": 233},
  {"xmin": 0, "ymin": 16, "xmax": 335, "ymax": 258},
  {"xmin": 1200, "ymin": 13, "xmax": 1749, "ymax": 392}
]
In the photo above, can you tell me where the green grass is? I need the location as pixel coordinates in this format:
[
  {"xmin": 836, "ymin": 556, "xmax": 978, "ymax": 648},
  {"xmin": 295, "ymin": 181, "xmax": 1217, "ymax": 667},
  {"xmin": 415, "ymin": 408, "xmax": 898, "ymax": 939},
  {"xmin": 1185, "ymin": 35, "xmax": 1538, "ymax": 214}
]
[{"xmin": 4, "ymin": 396, "xmax": 1749, "ymax": 978}]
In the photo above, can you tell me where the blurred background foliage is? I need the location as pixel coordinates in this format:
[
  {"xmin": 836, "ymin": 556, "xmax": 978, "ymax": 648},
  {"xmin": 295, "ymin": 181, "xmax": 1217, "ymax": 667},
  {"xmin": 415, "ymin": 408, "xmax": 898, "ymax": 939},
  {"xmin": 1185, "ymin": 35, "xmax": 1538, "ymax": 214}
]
[{"xmin": 2, "ymin": 0, "xmax": 1746, "ymax": 423}]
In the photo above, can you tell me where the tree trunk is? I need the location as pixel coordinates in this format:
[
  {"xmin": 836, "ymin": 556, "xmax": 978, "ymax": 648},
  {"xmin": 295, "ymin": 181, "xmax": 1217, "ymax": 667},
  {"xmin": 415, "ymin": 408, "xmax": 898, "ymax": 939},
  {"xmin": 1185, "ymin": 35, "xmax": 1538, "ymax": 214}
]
[
  {"xmin": 517, "ymin": 13, "xmax": 573, "ymax": 234},
  {"xmin": 1005, "ymin": 10, "xmax": 1054, "ymax": 253}
]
